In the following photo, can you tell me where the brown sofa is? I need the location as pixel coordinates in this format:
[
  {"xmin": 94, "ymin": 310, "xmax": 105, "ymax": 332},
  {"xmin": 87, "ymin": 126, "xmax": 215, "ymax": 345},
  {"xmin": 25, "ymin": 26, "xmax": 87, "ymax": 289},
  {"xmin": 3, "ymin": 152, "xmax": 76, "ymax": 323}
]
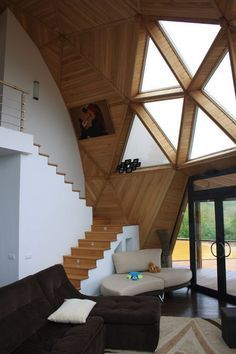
[{"xmin": 0, "ymin": 264, "xmax": 161, "ymax": 353}]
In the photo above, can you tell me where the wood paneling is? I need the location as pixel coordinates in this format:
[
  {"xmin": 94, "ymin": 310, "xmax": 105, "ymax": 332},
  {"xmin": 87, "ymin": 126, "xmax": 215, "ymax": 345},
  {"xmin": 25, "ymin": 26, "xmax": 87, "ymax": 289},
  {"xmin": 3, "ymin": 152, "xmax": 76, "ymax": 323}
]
[
  {"xmin": 110, "ymin": 170, "xmax": 175, "ymax": 246},
  {"xmin": 2, "ymin": 0, "xmax": 236, "ymax": 252},
  {"xmin": 41, "ymin": 39, "xmax": 63, "ymax": 85},
  {"xmin": 80, "ymin": 135, "xmax": 116, "ymax": 174},
  {"xmin": 61, "ymin": 45, "xmax": 120, "ymax": 107},
  {"xmin": 141, "ymin": 0, "xmax": 222, "ymax": 20},
  {"xmin": 77, "ymin": 18, "xmax": 138, "ymax": 98},
  {"xmin": 144, "ymin": 171, "xmax": 188, "ymax": 249}
]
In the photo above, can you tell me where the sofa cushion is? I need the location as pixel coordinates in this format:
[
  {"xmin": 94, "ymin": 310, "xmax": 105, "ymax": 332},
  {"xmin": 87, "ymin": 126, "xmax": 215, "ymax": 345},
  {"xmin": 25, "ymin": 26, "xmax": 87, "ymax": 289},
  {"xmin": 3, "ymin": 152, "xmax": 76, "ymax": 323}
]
[
  {"xmin": 48, "ymin": 298, "xmax": 96, "ymax": 324},
  {"xmin": 100, "ymin": 273, "xmax": 164, "ymax": 296},
  {"xmin": 36, "ymin": 264, "xmax": 84, "ymax": 310},
  {"xmin": 12, "ymin": 316, "xmax": 105, "ymax": 354},
  {"xmin": 0, "ymin": 275, "xmax": 52, "ymax": 353},
  {"xmin": 112, "ymin": 249, "xmax": 162, "ymax": 274},
  {"xmin": 146, "ymin": 268, "xmax": 192, "ymax": 288}
]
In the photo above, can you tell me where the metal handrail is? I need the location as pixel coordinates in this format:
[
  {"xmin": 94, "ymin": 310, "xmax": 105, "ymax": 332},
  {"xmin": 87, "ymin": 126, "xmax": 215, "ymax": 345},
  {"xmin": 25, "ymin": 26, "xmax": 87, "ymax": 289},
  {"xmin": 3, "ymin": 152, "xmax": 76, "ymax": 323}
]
[{"xmin": 0, "ymin": 79, "xmax": 29, "ymax": 132}]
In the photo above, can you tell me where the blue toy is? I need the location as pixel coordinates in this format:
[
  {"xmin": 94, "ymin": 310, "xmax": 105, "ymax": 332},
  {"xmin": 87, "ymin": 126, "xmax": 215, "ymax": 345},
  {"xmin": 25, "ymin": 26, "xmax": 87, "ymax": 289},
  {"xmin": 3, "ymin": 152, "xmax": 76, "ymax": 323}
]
[{"xmin": 127, "ymin": 271, "xmax": 143, "ymax": 281}]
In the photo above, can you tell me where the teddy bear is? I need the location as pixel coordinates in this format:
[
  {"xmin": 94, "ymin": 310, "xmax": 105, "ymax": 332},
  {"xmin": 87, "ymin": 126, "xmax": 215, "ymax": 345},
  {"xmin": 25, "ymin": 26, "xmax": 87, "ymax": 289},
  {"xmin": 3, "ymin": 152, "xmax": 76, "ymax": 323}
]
[{"xmin": 148, "ymin": 261, "xmax": 161, "ymax": 273}]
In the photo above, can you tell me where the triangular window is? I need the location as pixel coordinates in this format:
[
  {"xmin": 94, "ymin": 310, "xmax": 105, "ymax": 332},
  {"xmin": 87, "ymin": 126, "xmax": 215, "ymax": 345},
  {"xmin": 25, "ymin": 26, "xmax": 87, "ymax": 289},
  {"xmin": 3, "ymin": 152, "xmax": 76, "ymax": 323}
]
[
  {"xmin": 122, "ymin": 115, "xmax": 170, "ymax": 168},
  {"xmin": 190, "ymin": 107, "xmax": 235, "ymax": 160},
  {"xmin": 160, "ymin": 21, "xmax": 220, "ymax": 76},
  {"xmin": 204, "ymin": 52, "xmax": 236, "ymax": 121},
  {"xmin": 141, "ymin": 37, "xmax": 180, "ymax": 92},
  {"xmin": 145, "ymin": 98, "xmax": 183, "ymax": 149}
]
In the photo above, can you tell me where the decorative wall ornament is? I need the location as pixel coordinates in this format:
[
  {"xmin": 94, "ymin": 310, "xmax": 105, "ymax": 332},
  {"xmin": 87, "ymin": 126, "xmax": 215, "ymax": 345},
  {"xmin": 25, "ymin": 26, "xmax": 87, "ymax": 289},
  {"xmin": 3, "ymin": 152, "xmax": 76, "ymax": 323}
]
[
  {"xmin": 69, "ymin": 100, "xmax": 114, "ymax": 140},
  {"xmin": 116, "ymin": 158, "xmax": 141, "ymax": 173}
]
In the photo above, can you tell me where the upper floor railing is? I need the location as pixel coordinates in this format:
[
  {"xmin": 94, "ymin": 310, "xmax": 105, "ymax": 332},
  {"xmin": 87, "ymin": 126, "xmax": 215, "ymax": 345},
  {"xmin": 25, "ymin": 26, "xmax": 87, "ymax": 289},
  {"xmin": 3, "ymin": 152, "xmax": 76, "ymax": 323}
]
[{"xmin": 0, "ymin": 79, "xmax": 29, "ymax": 132}]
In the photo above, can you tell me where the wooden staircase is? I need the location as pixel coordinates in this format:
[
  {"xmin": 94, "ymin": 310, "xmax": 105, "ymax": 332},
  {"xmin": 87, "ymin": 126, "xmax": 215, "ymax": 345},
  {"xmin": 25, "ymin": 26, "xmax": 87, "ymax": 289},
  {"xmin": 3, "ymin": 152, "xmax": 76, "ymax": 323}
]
[{"xmin": 63, "ymin": 218, "xmax": 123, "ymax": 289}]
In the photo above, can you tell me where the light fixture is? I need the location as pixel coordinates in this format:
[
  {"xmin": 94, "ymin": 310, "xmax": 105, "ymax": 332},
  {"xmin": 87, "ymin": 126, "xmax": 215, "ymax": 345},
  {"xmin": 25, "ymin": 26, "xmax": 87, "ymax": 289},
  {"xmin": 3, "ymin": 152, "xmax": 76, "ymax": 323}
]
[
  {"xmin": 33, "ymin": 80, "xmax": 39, "ymax": 100},
  {"xmin": 116, "ymin": 158, "xmax": 141, "ymax": 174}
]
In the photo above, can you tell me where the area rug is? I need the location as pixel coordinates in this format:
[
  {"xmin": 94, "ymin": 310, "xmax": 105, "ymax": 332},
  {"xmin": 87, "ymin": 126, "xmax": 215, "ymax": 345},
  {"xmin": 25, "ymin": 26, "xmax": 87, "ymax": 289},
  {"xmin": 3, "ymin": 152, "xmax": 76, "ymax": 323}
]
[{"xmin": 104, "ymin": 316, "xmax": 236, "ymax": 354}]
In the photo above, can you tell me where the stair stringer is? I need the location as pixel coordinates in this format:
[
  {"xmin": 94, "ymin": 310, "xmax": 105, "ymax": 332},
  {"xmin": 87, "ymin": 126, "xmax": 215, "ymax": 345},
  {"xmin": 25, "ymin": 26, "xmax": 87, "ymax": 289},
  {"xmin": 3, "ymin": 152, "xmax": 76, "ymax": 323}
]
[{"xmin": 80, "ymin": 225, "xmax": 140, "ymax": 295}]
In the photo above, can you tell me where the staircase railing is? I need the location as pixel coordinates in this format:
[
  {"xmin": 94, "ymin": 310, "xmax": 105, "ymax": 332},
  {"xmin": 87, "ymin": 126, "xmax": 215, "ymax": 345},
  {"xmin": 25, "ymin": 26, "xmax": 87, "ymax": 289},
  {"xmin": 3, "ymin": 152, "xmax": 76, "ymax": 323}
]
[{"xmin": 0, "ymin": 79, "xmax": 29, "ymax": 132}]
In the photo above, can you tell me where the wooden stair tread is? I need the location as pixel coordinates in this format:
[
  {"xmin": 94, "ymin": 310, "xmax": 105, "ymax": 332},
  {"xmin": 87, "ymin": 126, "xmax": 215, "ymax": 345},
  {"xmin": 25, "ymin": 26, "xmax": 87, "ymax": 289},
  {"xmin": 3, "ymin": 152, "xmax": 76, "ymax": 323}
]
[
  {"xmin": 64, "ymin": 264, "xmax": 95, "ymax": 270},
  {"xmin": 66, "ymin": 274, "xmax": 88, "ymax": 280},
  {"xmin": 72, "ymin": 246, "xmax": 106, "ymax": 251},
  {"xmin": 65, "ymin": 255, "xmax": 102, "ymax": 260}
]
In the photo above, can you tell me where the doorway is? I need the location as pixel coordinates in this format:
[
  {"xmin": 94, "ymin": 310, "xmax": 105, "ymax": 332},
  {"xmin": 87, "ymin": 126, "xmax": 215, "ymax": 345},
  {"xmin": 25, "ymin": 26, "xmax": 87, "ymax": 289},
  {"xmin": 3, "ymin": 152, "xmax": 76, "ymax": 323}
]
[{"xmin": 189, "ymin": 170, "xmax": 236, "ymax": 304}]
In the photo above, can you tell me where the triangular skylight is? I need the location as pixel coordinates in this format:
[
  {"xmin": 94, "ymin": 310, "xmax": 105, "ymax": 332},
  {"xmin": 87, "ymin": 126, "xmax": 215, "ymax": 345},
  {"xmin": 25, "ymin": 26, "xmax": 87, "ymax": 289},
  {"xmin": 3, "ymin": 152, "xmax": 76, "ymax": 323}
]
[
  {"xmin": 190, "ymin": 107, "xmax": 235, "ymax": 160},
  {"xmin": 204, "ymin": 52, "xmax": 236, "ymax": 121},
  {"xmin": 141, "ymin": 37, "xmax": 180, "ymax": 92},
  {"xmin": 145, "ymin": 98, "xmax": 183, "ymax": 149},
  {"xmin": 122, "ymin": 115, "xmax": 169, "ymax": 168},
  {"xmin": 160, "ymin": 21, "xmax": 220, "ymax": 76}
]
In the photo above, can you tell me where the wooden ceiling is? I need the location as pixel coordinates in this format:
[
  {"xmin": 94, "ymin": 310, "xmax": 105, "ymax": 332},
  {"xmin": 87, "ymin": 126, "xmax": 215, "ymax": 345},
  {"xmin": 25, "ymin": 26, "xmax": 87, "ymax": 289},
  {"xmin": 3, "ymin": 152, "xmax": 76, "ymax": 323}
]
[{"xmin": 2, "ymin": 0, "xmax": 236, "ymax": 247}]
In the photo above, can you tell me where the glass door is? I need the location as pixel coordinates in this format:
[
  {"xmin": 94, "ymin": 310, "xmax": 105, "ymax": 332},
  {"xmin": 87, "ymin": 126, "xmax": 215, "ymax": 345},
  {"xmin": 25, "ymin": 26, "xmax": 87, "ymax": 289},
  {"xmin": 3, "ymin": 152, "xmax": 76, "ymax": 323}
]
[
  {"xmin": 223, "ymin": 199, "xmax": 236, "ymax": 298},
  {"xmin": 189, "ymin": 170, "xmax": 236, "ymax": 303},
  {"xmin": 194, "ymin": 200, "xmax": 218, "ymax": 293}
]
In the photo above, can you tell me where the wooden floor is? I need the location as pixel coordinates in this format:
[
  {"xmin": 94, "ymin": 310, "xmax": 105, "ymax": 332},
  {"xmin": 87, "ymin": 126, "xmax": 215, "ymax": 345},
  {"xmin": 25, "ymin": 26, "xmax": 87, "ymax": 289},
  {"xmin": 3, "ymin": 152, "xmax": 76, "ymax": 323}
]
[{"xmin": 161, "ymin": 288, "xmax": 234, "ymax": 318}]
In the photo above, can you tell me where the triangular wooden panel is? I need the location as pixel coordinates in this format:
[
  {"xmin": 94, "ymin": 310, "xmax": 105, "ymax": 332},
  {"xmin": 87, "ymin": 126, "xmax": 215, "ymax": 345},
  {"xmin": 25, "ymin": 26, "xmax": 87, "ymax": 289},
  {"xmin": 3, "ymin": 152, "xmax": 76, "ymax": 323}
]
[
  {"xmin": 109, "ymin": 102, "xmax": 129, "ymax": 135},
  {"xmin": 94, "ymin": 181, "xmax": 127, "ymax": 223},
  {"xmin": 85, "ymin": 177, "xmax": 106, "ymax": 206},
  {"xmin": 79, "ymin": 19, "xmax": 139, "ymax": 96},
  {"xmin": 143, "ymin": 171, "xmax": 188, "ymax": 249},
  {"xmin": 141, "ymin": 0, "xmax": 222, "ymax": 19},
  {"xmin": 80, "ymin": 135, "xmax": 117, "ymax": 174},
  {"xmin": 8, "ymin": 0, "xmax": 60, "ymax": 32},
  {"xmin": 111, "ymin": 170, "xmax": 175, "ymax": 246},
  {"xmin": 61, "ymin": 45, "xmax": 120, "ymax": 107},
  {"xmin": 80, "ymin": 146, "xmax": 105, "ymax": 177},
  {"xmin": 41, "ymin": 39, "xmax": 62, "ymax": 85},
  {"xmin": 9, "ymin": 6, "xmax": 58, "ymax": 48},
  {"xmin": 56, "ymin": 0, "xmax": 136, "ymax": 33}
]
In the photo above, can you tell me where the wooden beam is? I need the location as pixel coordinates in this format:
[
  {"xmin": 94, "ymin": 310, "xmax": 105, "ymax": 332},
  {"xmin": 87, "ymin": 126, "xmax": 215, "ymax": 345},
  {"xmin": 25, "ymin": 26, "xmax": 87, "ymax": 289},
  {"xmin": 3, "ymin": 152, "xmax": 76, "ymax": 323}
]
[
  {"xmin": 189, "ymin": 28, "xmax": 228, "ymax": 91},
  {"xmin": 131, "ymin": 103, "xmax": 176, "ymax": 165},
  {"xmin": 132, "ymin": 87, "xmax": 184, "ymax": 102},
  {"xmin": 109, "ymin": 106, "xmax": 134, "ymax": 173},
  {"xmin": 176, "ymin": 95, "xmax": 196, "ymax": 166},
  {"xmin": 145, "ymin": 21, "xmax": 191, "ymax": 90},
  {"xmin": 227, "ymin": 27, "xmax": 236, "ymax": 94},
  {"xmin": 130, "ymin": 21, "xmax": 147, "ymax": 97},
  {"xmin": 190, "ymin": 91, "xmax": 236, "ymax": 141},
  {"xmin": 178, "ymin": 147, "xmax": 236, "ymax": 170}
]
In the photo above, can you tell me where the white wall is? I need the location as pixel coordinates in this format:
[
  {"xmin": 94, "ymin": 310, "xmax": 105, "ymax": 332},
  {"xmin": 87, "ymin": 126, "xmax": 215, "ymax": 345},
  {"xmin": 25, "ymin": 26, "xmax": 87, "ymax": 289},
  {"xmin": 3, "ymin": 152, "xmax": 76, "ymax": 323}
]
[
  {"xmin": 18, "ymin": 146, "xmax": 92, "ymax": 278},
  {"xmin": 0, "ymin": 127, "xmax": 34, "ymax": 154},
  {"xmin": 80, "ymin": 225, "xmax": 139, "ymax": 295},
  {"xmin": 0, "ymin": 154, "xmax": 21, "ymax": 286},
  {"xmin": 1, "ymin": 9, "xmax": 85, "ymax": 196}
]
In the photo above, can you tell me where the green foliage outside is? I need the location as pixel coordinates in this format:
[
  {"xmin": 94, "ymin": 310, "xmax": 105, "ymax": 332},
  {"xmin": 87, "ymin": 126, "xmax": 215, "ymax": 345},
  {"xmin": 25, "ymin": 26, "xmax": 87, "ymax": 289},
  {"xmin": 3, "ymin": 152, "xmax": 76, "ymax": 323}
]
[{"xmin": 178, "ymin": 201, "xmax": 236, "ymax": 241}]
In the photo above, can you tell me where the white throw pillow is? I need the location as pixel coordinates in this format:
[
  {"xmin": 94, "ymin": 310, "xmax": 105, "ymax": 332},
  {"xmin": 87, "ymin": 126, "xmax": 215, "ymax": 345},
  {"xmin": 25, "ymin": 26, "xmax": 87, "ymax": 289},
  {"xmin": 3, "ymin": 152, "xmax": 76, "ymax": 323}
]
[{"xmin": 48, "ymin": 298, "xmax": 96, "ymax": 324}]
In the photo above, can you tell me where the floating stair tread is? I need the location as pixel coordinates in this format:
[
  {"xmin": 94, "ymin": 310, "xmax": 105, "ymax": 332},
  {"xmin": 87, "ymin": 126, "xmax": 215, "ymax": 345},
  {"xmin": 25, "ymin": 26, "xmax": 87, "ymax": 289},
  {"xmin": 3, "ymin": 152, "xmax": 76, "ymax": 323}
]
[
  {"xmin": 48, "ymin": 162, "xmax": 58, "ymax": 167},
  {"xmin": 80, "ymin": 239, "xmax": 111, "ymax": 244},
  {"xmin": 65, "ymin": 180, "xmax": 73, "ymax": 184},
  {"xmin": 64, "ymin": 265, "xmax": 95, "ymax": 270},
  {"xmin": 65, "ymin": 255, "xmax": 103, "ymax": 260},
  {"xmin": 39, "ymin": 152, "xmax": 49, "ymax": 157},
  {"xmin": 72, "ymin": 189, "xmax": 80, "ymax": 193},
  {"xmin": 72, "ymin": 246, "xmax": 105, "ymax": 251},
  {"xmin": 57, "ymin": 172, "xmax": 66, "ymax": 176},
  {"xmin": 66, "ymin": 274, "xmax": 88, "ymax": 280}
]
